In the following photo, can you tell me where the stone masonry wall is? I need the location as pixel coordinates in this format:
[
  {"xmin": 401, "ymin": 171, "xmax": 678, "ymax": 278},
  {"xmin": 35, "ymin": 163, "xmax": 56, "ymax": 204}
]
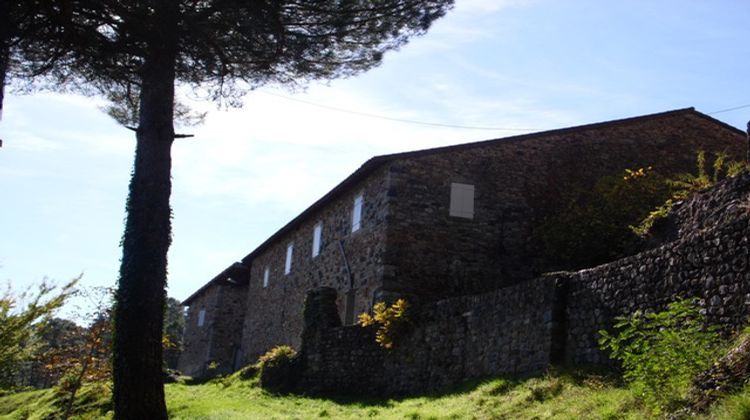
[
  {"xmin": 295, "ymin": 174, "xmax": 750, "ymax": 396},
  {"xmin": 383, "ymin": 111, "xmax": 743, "ymax": 301},
  {"xmin": 240, "ymin": 165, "xmax": 393, "ymax": 363},
  {"xmin": 179, "ymin": 286, "xmax": 219, "ymax": 376},
  {"xmin": 297, "ymin": 276, "xmax": 565, "ymax": 396},
  {"xmin": 178, "ymin": 282, "xmax": 247, "ymax": 376},
  {"xmin": 565, "ymin": 174, "xmax": 750, "ymax": 365},
  {"xmin": 206, "ymin": 283, "xmax": 248, "ymax": 373}
]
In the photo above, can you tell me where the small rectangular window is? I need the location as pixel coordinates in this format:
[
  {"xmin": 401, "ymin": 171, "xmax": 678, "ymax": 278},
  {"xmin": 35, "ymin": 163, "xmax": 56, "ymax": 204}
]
[
  {"xmin": 197, "ymin": 308, "xmax": 206, "ymax": 327},
  {"xmin": 285, "ymin": 243, "xmax": 294, "ymax": 274},
  {"xmin": 352, "ymin": 194, "xmax": 363, "ymax": 232},
  {"xmin": 449, "ymin": 183, "xmax": 475, "ymax": 219},
  {"xmin": 263, "ymin": 267, "xmax": 270, "ymax": 288},
  {"xmin": 312, "ymin": 222, "xmax": 323, "ymax": 257}
]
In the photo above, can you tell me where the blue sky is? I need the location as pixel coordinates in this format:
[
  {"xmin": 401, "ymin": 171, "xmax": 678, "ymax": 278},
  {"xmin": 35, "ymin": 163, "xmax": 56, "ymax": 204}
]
[{"xmin": 1, "ymin": 0, "xmax": 749, "ymax": 313}]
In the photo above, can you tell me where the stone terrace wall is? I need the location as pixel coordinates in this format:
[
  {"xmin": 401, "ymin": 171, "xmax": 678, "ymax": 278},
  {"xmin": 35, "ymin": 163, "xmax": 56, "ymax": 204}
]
[
  {"xmin": 652, "ymin": 173, "xmax": 750, "ymax": 244},
  {"xmin": 565, "ymin": 177, "xmax": 750, "ymax": 365},
  {"xmin": 297, "ymin": 276, "xmax": 566, "ymax": 396},
  {"xmin": 295, "ymin": 175, "xmax": 750, "ymax": 395}
]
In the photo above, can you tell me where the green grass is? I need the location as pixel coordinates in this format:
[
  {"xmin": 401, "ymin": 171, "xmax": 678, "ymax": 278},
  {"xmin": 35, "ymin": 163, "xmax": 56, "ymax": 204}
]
[
  {"xmin": 0, "ymin": 382, "xmax": 112, "ymax": 420},
  {"xmin": 165, "ymin": 370, "xmax": 646, "ymax": 420},
  {"xmin": 2, "ymin": 369, "xmax": 750, "ymax": 419},
  {"xmin": 699, "ymin": 382, "xmax": 750, "ymax": 420}
]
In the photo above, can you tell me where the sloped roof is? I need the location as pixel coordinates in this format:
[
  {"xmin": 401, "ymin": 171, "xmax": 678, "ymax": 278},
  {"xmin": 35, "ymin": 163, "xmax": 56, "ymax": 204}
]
[
  {"xmin": 182, "ymin": 262, "xmax": 249, "ymax": 305},
  {"xmin": 183, "ymin": 107, "xmax": 744, "ymax": 305},
  {"xmin": 236, "ymin": 107, "xmax": 742, "ymax": 265}
]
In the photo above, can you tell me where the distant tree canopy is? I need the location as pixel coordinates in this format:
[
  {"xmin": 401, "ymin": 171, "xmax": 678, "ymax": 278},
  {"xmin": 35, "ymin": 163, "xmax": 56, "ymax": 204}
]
[
  {"xmin": 5, "ymin": 2, "xmax": 454, "ymax": 418},
  {"xmin": 0, "ymin": 278, "xmax": 77, "ymax": 389},
  {"xmin": 163, "ymin": 297, "xmax": 185, "ymax": 370}
]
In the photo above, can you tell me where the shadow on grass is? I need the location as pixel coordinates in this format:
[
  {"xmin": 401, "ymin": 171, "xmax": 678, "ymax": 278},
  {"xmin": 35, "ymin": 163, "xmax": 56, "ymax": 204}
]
[
  {"xmin": 178, "ymin": 364, "xmax": 622, "ymax": 411},
  {"xmin": 311, "ymin": 365, "xmax": 621, "ymax": 405}
]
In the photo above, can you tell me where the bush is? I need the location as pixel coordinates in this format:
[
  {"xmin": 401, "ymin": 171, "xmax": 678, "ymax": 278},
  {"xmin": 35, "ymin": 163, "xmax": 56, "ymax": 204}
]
[
  {"xmin": 257, "ymin": 345, "xmax": 299, "ymax": 394},
  {"xmin": 236, "ymin": 364, "xmax": 258, "ymax": 380},
  {"xmin": 632, "ymin": 151, "xmax": 750, "ymax": 237},
  {"xmin": 358, "ymin": 299, "xmax": 409, "ymax": 349},
  {"xmin": 598, "ymin": 298, "xmax": 721, "ymax": 416},
  {"xmin": 0, "ymin": 278, "xmax": 78, "ymax": 389},
  {"xmin": 533, "ymin": 167, "xmax": 671, "ymax": 270}
]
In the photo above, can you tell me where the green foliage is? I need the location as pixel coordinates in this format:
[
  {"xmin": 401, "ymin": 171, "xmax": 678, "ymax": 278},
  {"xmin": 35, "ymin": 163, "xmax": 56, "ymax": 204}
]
[
  {"xmin": 257, "ymin": 345, "xmax": 299, "ymax": 394},
  {"xmin": 598, "ymin": 299, "xmax": 721, "ymax": 415},
  {"xmin": 0, "ymin": 277, "xmax": 78, "ymax": 389},
  {"xmin": 163, "ymin": 297, "xmax": 185, "ymax": 370},
  {"xmin": 37, "ymin": 286, "xmax": 113, "ymax": 419},
  {"xmin": 632, "ymin": 151, "xmax": 750, "ymax": 237},
  {"xmin": 358, "ymin": 299, "xmax": 410, "ymax": 349},
  {"xmin": 534, "ymin": 166, "xmax": 671, "ymax": 270}
]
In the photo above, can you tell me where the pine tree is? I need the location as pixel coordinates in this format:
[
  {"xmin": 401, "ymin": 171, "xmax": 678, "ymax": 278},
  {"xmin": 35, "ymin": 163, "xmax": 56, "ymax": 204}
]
[{"xmin": 10, "ymin": 1, "xmax": 454, "ymax": 418}]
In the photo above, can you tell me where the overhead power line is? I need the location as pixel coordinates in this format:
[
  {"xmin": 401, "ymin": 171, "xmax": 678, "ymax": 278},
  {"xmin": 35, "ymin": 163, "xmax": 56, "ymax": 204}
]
[
  {"xmin": 259, "ymin": 90, "xmax": 750, "ymax": 130},
  {"xmin": 257, "ymin": 90, "xmax": 538, "ymax": 132},
  {"xmin": 707, "ymin": 103, "xmax": 750, "ymax": 115}
]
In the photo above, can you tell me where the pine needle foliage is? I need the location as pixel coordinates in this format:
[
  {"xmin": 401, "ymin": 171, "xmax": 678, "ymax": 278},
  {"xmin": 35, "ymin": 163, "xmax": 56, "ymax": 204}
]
[{"xmin": 0, "ymin": 278, "xmax": 78, "ymax": 389}]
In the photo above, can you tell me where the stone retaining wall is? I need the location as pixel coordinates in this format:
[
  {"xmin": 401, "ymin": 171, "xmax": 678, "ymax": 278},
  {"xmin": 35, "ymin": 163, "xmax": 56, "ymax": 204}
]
[
  {"xmin": 565, "ymin": 178, "xmax": 750, "ymax": 365},
  {"xmin": 297, "ymin": 276, "xmax": 565, "ymax": 396},
  {"xmin": 294, "ymin": 175, "xmax": 750, "ymax": 396}
]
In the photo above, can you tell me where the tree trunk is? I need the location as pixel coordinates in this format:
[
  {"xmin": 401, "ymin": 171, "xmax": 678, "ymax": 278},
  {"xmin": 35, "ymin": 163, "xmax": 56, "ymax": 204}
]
[
  {"xmin": 0, "ymin": 0, "xmax": 10, "ymax": 122},
  {"xmin": 0, "ymin": 41, "xmax": 7, "ymax": 123},
  {"xmin": 112, "ymin": 3, "xmax": 177, "ymax": 419}
]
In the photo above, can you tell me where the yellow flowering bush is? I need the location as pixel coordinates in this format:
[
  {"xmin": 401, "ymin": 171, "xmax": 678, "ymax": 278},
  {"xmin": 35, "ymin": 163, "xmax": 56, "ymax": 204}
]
[{"xmin": 358, "ymin": 299, "xmax": 409, "ymax": 349}]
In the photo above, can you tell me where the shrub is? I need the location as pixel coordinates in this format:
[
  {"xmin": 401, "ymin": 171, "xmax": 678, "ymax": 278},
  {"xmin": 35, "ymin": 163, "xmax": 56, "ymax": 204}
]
[
  {"xmin": 598, "ymin": 298, "xmax": 721, "ymax": 416},
  {"xmin": 632, "ymin": 151, "xmax": 750, "ymax": 237},
  {"xmin": 236, "ymin": 364, "xmax": 258, "ymax": 380},
  {"xmin": 358, "ymin": 299, "xmax": 409, "ymax": 349},
  {"xmin": 257, "ymin": 345, "xmax": 299, "ymax": 393},
  {"xmin": 533, "ymin": 166, "xmax": 671, "ymax": 270},
  {"xmin": 0, "ymin": 278, "xmax": 78, "ymax": 389}
]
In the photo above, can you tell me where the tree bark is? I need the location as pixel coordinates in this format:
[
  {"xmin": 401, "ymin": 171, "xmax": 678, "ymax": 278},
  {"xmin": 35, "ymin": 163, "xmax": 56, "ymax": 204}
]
[
  {"xmin": 112, "ymin": 3, "xmax": 178, "ymax": 419},
  {"xmin": 0, "ymin": 0, "xmax": 10, "ymax": 122},
  {"xmin": 0, "ymin": 41, "xmax": 7, "ymax": 122}
]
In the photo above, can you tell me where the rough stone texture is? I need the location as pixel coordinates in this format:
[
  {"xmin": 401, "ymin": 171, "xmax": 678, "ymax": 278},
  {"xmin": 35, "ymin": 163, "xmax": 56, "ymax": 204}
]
[
  {"xmin": 651, "ymin": 173, "xmax": 750, "ymax": 245},
  {"xmin": 687, "ymin": 333, "xmax": 750, "ymax": 413},
  {"xmin": 240, "ymin": 165, "xmax": 392, "ymax": 363},
  {"xmin": 565, "ymin": 175, "xmax": 750, "ymax": 366},
  {"xmin": 294, "ymin": 174, "xmax": 750, "ymax": 396},
  {"xmin": 297, "ymin": 277, "xmax": 565, "ymax": 396},
  {"xmin": 182, "ymin": 109, "xmax": 745, "ymax": 377},
  {"xmin": 178, "ymin": 282, "xmax": 247, "ymax": 376},
  {"xmin": 384, "ymin": 111, "xmax": 744, "ymax": 301}
]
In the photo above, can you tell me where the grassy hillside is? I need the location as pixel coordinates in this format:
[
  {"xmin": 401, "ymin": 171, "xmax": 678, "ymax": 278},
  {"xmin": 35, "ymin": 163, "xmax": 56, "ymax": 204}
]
[{"xmin": 2, "ymin": 369, "xmax": 750, "ymax": 419}]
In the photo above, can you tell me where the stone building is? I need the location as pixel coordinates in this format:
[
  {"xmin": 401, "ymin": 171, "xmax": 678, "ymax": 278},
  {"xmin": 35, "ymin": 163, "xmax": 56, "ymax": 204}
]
[{"xmin": 178, "ymin": 108, "xmax": 745, "ymax": 377}]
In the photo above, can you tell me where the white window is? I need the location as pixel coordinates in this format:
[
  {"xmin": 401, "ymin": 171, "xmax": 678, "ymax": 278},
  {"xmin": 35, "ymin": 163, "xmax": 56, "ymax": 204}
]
[
  {"xmin": 352, "ymin": 194, "xmax": 363, "ymax": 232},
  {"xmin": 263, "ymin": 267, "xmax": 270, "ymax": 288},
  {"xmin": 285, "ymin": 243, "xmax": 294, "ymax": 274},
  {"xmin": 197, "ymin": 308, "xmax": 206, "ymax": 327},
  {"xmin": 449, "ymin": 183, "xmax": 475, "ymax": 219},
  {"xmin": 312, "ymin": 222, "xmax": 323, "ymax": 257}
]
